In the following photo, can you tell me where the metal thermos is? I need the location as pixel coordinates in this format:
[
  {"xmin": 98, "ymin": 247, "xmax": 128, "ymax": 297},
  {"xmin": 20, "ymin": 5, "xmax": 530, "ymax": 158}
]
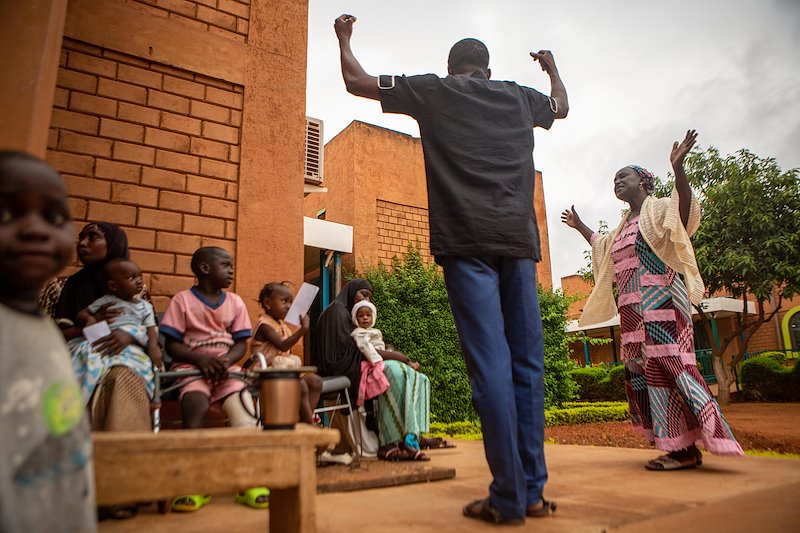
[{"xmin": 257, "ymin": 370, "xmax": 301, "ymax": 430}]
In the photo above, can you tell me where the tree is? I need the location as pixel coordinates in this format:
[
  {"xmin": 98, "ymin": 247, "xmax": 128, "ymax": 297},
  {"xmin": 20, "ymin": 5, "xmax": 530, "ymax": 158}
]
[
  {"xmin": 360, "ymin": 244, "xmax": 578, "ymax": 423},
  {"xmin": 684, "ymin": 147, "xmax": 800, "ymax": 404}
]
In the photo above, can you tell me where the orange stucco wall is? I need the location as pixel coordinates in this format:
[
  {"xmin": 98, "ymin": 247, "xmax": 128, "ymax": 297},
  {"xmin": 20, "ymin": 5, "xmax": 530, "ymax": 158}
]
[
  {"xmin": 3, "ymin": 0, "xmax": 309, "ymax": 327},
  {"xmin": 304, "ymin": 121, "xmax": 554, "ymax": 288}
]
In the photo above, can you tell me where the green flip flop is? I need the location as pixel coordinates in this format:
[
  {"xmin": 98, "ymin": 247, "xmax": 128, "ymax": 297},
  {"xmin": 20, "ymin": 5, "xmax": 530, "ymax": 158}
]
[
  {"xmin": 171, "ymin": 494, "xmax": 211, "ymax": 512},
  {"xmin": 235, "ymin": 487, "xmax": 270, "ymax": 509}
]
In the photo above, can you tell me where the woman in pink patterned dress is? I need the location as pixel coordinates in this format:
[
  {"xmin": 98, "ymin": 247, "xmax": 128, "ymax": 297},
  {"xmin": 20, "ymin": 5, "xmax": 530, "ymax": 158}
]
[{"xmin": 562, "ymin": 130, "xmax": 743, "ymax": 470}]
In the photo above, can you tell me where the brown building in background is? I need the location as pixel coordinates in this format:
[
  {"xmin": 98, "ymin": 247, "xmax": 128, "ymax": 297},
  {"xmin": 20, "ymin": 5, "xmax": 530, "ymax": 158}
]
[
  {"xmin": 303, "ymin": 121, "xmax": 554, "ymax": 289},
  {"xmin": 561, "ymin": 273, "xmax": 800, "ymax": 381},
  {"xmin": 1, "ymin": 0, "xmax": 311, "ymax": 320}
]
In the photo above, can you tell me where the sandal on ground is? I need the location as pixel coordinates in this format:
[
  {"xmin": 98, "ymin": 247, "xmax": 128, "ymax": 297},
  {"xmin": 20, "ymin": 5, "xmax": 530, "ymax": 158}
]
[
  {"xmin": 378, "ymin": 444, "xmax": 431, "ymax": 462},
  {"xmin": 526, "ymin": 498, "xmax": 557, "ymax": 517},
  {"xmin": 98, "ymin": 505, "xmax": 138, "ymax": 520},
  {"xmin": 420, "ymin": 436, "xmax": 457, "ymax": 449},
  {"xmin": 693, "ymin": 447, "xmax": 704, "ymax": 466},
  {"xmin": 171, "ymin": 494, "xmax": 212, "ymax": 512},
  {"xmin": 644, "ymin": 454, "xmax": 699, "ymax": 471},
  {"xmin": 235, "ymin": 487, "xmax": 270, "ymax": 509},
  {"xmin": 463, "ymin": 498, "xmax": 524, "ymax": 526}
]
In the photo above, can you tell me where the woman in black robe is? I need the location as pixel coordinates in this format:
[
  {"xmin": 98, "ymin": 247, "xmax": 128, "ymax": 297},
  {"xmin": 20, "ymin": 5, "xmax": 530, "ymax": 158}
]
[
  {"xmin": 312, "ymin": 278, "xmax": 372, "ymax": 403},
  {"xmin": 313, "ymin": 278, "xmax": 434, "ymax": 460}
]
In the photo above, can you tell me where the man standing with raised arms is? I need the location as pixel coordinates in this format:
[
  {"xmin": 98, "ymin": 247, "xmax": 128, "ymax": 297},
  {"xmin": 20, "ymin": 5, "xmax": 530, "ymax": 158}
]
[{"xmin": 334, "ymin": 14, "xmax": 568, "ymax": 525}]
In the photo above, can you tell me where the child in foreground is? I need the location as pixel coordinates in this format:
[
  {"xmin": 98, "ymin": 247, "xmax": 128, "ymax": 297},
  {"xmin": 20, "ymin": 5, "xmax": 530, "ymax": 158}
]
[
  {"xmin": 349, "ymin": 300, "xmax": 390, "ymax": 406},
  {"xmin": 71, "ymin": 258, "xmax": 162, "ymax": 405},
  {"xmin": 251, "ymin": 282, "xmax": 323, "ymax": 425},
  {"xmin": 159, "ymin": 246, "xmax": 261, "ymax": 511},
  {"xmin": 0, "ymin": 151, "xmax": 96, "ymax": 532}
]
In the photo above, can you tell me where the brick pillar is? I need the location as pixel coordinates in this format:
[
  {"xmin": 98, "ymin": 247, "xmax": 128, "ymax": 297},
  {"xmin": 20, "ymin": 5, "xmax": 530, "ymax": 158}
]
[
  {"xmin": 236, "ymin": 0, "xmax": 309, "ymax": 317},
  {"xmin": 0, "ymin": 0, "xmax": 68, "ymax": 156}
]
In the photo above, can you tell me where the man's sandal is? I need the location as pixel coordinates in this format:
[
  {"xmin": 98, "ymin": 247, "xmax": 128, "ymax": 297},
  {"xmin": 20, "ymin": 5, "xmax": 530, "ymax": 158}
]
[
  {"xmin": 235, "ymin": 487, "xmax": 270, "ymax": 509},
  {"xmin": 171, "ymin": 494, "xmax": 211, "ymax": 512},
  {"xmin": 644, "ymin": 454, "xmax": 699, "ymax": 471},
  {"xmin": 463, "ymin": 498, "xmax": 524, "ymax": 526},
  {"xmin": 527, "ymin": 498, "xmax": 557, "ymax": 517}
]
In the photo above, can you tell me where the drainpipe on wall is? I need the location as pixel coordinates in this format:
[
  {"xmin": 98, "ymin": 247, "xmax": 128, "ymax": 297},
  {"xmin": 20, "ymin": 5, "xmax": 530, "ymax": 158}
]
[
  {"xmin": 609, "ymin": 327, "xmax": 618, "ymax": 363},
  {"xmin": 583, "ymin": 339, "xmax": 591, "ymax": 366}
]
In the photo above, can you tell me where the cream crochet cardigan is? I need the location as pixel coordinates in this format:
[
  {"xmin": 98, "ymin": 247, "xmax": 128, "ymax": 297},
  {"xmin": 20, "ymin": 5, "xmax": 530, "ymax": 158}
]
[{"xmin": 579, "ymin": 186, "xmax": 705, "ymax": 327}]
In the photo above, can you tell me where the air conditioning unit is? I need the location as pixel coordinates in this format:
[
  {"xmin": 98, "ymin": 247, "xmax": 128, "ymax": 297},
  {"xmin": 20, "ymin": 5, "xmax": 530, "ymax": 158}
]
[{"xmin": 305, "ymin": 117, "xmax": 324, "ymax": 184}]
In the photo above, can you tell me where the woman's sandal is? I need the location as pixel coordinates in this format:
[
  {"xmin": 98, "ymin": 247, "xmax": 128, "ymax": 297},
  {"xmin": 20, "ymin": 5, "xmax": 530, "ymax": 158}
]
[
  {"xmin": 527, "ymin": 498, "xmax": 557, "ymax": 517},
  {"xmin": 419, "ymin": 436, "xmax": 457, "ymax": 449},
  {"xmin": 644, "ymin": 453, "xmax": 699, "ymax": 471},
  {"xmin": 171, "ymin": 494, "xmax": 212, "ymax": 512},
  {"xmin": 235, "ymin": 487, "xmax": 270, "ymax": 509},
  {"xmin": 463, "ymin": 498, "xmax": 524, "ymax": 526},
  {"xmin": 378, "ymin": 444, "xmax": 431, "ymax": 462}
]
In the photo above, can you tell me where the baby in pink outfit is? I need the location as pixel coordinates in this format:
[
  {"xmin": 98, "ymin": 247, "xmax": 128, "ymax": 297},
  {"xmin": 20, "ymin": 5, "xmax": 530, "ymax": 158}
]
[{"xmin": 350, "ymin": 300, "xmax": 390, "ymax": 406}]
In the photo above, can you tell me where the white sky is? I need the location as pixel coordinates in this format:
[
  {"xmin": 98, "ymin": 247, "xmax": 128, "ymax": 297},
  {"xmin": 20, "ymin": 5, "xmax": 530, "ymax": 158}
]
[{"xmin": 306, "ymin": 0, "xmax": 800, "ymax": 288}]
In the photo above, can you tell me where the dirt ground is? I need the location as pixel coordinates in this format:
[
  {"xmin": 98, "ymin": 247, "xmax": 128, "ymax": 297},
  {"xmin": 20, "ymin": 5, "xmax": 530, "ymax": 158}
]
[
  {"xmin": 314, "ymin": 403, "xmax": 800, "ymax": 492},
  {"xmin": 545, "ymin": 402, "xmax": 800, "ymax": 454}
]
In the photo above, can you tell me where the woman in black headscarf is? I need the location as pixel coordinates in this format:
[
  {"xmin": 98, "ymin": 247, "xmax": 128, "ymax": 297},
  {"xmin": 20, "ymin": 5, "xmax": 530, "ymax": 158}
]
[
  {"xmin": 313, "ymin": 278, "xmax": 431, "ymax": 461},
  {"xmin": 312, "ymin": 278, "xmax": 372, "ymax": 402},
  {"xmin": 55, "ymin": 221, "xmax": 129, "ymax": 335},
  {"xmin": 55, "ymin": 222, "xmax": 153, "ymax": 433}
]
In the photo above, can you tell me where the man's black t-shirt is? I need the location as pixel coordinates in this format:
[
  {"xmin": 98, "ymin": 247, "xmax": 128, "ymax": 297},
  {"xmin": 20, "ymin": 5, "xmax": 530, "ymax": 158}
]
[{"xmin": 379, "ymin": 73, "xmax": 555, "ymax": 260}]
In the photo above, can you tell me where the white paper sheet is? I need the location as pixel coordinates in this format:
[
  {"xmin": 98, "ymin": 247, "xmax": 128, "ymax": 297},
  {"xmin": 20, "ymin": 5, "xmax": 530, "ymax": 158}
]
[
  {"xmin": 285, "ymin": 283, "xmax": 320, "ymax": 326},
  {"xmin": 83, "ymin": 321, "xmax": 112, "ymax": 344}
]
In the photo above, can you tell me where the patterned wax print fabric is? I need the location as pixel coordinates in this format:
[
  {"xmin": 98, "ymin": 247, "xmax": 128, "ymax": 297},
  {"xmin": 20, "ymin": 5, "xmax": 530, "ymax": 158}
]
[
  {"xmin": 69, "ymin": 294, "xmax": 156, "ymax": 402},
  {"xmin": 0, "ymin": 303, "xmax": 96, "ymax": 532},
  {"xmin": 376, "ymin": 360, "xmax": 431, "ymax": 446},
  {"xmin": 610, "ymin": 216, "xmax": 743, "ymax": 455}
]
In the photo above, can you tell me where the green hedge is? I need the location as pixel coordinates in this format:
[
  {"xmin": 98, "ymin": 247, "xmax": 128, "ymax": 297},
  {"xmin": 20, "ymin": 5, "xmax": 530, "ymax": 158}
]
[
  {"xmin": 741, "ymin": 355, "xmax": 800, "ymax": 402},
  {"xmin": 426, "ymin": 402, "xmax": 630, "ymax": 439},
  {"xmin": 428, "ymin": 421, "xmax": 483, "ymax": 440},
  {"xmin": 545, "ymin": 403, "xmax": 629, "ymax": 427},
  {"xmin": 570, "ymin": 364, "xmax": 626, "ymax": 401}
]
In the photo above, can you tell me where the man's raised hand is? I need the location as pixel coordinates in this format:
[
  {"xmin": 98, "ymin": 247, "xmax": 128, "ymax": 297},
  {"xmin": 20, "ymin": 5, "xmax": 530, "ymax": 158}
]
[
  {"xmin": 531, "ymin": 50, "xmax": 557, "ymax": 75},
  {"xmin": 334, "ymin": 14, "xmax": 356, "ymax": 42}
]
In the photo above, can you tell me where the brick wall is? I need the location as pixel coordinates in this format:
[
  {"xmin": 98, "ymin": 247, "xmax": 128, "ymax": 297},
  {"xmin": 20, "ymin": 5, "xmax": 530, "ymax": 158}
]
[
  {"xmin": 376, "ymin": 199, "xmax": 432, "ymax": 265},
  {"xmin": 132, "ymin": 0, "xmax": 250, "ymax": 43},
  {"xmin": 747, "ymin": 317, "xmax": 785, "ymax": 353},
  {"xmin": 47, "ymin": 37, "xmax": 243, "ymax": 311}
]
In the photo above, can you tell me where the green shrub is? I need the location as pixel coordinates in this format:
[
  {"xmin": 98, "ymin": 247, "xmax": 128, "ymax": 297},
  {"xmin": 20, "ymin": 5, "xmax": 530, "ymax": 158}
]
[
  {"xmin": 608, "ymin": 364, "xmax": 626, "ymax": 398},
  {"xmin": 538, "ymin": 288, "xmax": 580, "ymax": 407},
  {"xmin": 752, "ymin": 351, "xmax": 787, "ymax": 364},
  {"xmin": 360, "ymin": 244, "xmax": 579, "ymax": 423},
  {"xmin": 363, "ymin": 247, "xmax": 474, "ymax": 423},
  {"xmin": 427, "ymin": 421, "xmax": 483, "ymax": 440},
  {"xmin": 426, "ymin": 403, "xmax": 630, "ymax": 438},
  {"xmin": 741, "ymin": 355, "xmax": 800, "ymax": 401},
  {"xmin": 570, "ymin": 365, "xmax": 626, "ymax": 401},
  {"xmin": 561, "ymin": 401, "xmax": 625, "ymax": 409},
  {"xmin": 545, "ymin": 402, "xmax": 629, "ymax": 427},
  {"xmin": 570, "ymin": 366, "xmax": 607, "ymax": 400}
]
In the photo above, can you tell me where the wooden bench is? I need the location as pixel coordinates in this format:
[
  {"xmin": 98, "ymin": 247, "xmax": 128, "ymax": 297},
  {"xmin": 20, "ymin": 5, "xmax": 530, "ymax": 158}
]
[{"xmin": 93, "ymin": 425, "xmax": 340, "ymax": 532}]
